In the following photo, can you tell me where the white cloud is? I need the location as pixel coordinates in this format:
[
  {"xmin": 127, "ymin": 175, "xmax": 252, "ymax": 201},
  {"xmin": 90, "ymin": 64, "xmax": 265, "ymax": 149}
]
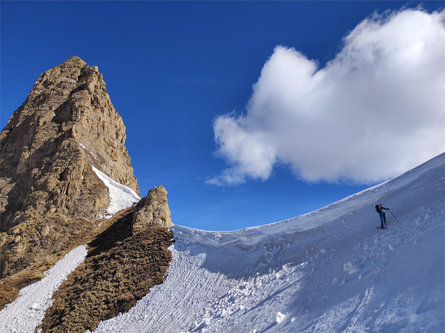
[{"xmin": 209, "ymin": 9, "xmax": 445, "ymax": 186}]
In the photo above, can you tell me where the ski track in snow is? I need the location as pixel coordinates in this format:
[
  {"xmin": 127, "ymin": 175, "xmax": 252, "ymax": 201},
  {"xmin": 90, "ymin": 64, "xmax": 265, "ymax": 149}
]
[
  {"xmin": 0, "ymin": 246, "xmax": 88, "ymax": 333},
  {"xmin": 93, "ymin": 153, "xmax": 445, "ymax": 333},
  {"xmin": 91, "ymin": 165, "xmax": 140, "ymax": 218}
]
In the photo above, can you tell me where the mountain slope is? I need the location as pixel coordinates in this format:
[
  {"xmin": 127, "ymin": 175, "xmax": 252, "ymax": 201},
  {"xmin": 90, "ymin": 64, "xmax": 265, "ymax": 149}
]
[{"xmin": 94, "ymin": 153, "xmax": 445, "ymax": 332}]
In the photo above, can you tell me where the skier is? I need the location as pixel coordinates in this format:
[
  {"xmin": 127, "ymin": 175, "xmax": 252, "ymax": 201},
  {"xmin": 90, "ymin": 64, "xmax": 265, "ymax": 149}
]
[{"xmin": 375, "ymin": 203, "xmax": 390, "ymax": 228}]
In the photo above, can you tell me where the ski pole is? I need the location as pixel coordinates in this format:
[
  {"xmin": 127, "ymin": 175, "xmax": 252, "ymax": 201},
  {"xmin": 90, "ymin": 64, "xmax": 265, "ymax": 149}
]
[{"xmin": 389, "ymin": 210, "xmax": 399, "ymax": 222}]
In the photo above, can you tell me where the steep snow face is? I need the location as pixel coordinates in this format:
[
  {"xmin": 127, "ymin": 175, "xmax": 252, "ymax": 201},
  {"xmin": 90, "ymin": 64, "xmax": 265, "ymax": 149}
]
[
  {"xmin": 0, "ymin": 246, "xmax": 87, "ymax": 333},
  {"xmin": 91, "ymin": 165, "xmax": 141, "ymax": 218},
  {"xmin": 94, "ymin": 153, "xmax": 445, "ymax": 333}
]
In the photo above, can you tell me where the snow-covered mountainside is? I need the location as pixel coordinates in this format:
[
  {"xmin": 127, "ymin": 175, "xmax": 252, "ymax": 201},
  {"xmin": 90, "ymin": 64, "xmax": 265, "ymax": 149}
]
[{"xmin": 95, "ymin": 153, "xmax": 445, "ymax": 333}]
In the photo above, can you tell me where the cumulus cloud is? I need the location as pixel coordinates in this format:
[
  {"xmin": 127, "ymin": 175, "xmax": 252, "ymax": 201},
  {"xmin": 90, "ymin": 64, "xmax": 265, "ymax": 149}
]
[{"xmin": 209, "ymin": 9, "xmax": 445, "ymax": 186}]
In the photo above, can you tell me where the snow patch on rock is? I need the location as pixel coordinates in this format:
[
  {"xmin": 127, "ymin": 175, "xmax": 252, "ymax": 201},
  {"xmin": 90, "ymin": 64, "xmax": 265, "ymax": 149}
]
[
  {"xmin": 91, "ymin": 165, "xmax": 140, "ymax": 218},
  {"xmin": 0, "ymin": 246, "xmax": 88, "ymax": 333}
]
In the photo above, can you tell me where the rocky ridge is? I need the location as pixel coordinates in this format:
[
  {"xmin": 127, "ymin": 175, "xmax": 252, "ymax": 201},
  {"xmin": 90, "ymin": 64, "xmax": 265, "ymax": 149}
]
[{"xmin": 39, "ymin": 217, "xmax": 173, "ymax": 332}]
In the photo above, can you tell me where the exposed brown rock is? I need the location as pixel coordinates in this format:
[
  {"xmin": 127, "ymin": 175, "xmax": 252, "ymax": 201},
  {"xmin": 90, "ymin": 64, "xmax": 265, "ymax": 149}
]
[
  {"xmin": 39, "ymin": 209, "xmax": 173, "ymax": 333},
  {"xmin": 132, "ymin": 185, "xmax": 173, "ymax": 232},
  {"xmin": 0, "ymin": 57, "xmax": 142, "ymax": 306}
]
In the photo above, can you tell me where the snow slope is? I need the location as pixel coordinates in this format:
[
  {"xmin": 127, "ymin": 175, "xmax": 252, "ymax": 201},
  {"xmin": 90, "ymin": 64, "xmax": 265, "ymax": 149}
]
[
  {"xmin": 91, "ymin": 165, "xmax": 141, "ymax": 218},
  {"xmin": 94, "ymin": 153, "xmax": 445, "ymax": 333},
  {"xmin": 0, "ymin": 246, "xmax": 87, "ymax": 333}
]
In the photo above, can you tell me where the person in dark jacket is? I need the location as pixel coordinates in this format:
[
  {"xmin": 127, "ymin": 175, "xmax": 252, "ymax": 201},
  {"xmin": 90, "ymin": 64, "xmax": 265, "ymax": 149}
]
[{"xmin": 376, "ymin": 203, "xmax": 390, "ymax": 228}]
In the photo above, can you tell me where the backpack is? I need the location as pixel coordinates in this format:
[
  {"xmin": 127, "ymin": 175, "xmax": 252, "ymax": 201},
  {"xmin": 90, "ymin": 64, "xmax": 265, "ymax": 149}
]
[{"xmin": 375, "ymin": 204, "xmax": 381, "ymax": 213}]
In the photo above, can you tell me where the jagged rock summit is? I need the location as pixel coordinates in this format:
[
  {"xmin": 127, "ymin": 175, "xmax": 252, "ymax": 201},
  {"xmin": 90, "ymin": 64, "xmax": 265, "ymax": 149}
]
[{"xmin": 0, "ymin": 57, "xmax": 172, "ymax": 309}]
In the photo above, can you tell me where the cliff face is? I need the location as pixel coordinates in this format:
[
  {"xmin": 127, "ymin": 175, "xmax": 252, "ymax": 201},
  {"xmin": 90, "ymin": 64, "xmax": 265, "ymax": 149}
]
[{"xmin": 0, "ymin": 56, "xmax": 139, "ymax": 233}]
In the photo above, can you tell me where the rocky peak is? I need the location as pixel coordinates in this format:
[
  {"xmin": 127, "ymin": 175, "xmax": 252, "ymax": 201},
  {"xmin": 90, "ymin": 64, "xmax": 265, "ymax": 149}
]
[
  {"xmin": 0, "ymin": 56, "xmax": 139, "ymax": 231},
  {"xmin": 0, "ymin": 57, "xmax": 143, "ymax": 285},
  {"xmin": 0, "ymin": 57, "xmax": 174, "ymax": 311}
]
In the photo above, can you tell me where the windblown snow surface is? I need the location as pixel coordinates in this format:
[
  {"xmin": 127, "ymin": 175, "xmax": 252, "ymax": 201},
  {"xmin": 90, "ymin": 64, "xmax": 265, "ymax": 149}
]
[
  {"xmin": 0, "ymin": 246, "xmax": 87, "ymax": 333},
  {"xmin": 91, "ymin": 165, "xmax": 141, "ymax": 218},
  {"xmin": 94, "ymin": 153, "xmax": 445, "ymax": 333}
]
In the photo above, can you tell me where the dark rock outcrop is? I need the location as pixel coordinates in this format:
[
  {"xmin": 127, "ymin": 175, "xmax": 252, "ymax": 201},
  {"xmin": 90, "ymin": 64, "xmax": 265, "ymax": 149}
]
[{"xmin": 39, "ymin": 210, "xmax": 173, "ymax": 333}]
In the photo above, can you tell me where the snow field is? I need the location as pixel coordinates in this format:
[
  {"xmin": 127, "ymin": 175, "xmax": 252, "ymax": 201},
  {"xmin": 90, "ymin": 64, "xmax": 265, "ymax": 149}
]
[
  {"xmin": 94, "ymin": 153, "xmax": 445, "ymax": 332},
  {"xmin": 0, "ymin": 246, "xmax": 88, "ymax": 333}
]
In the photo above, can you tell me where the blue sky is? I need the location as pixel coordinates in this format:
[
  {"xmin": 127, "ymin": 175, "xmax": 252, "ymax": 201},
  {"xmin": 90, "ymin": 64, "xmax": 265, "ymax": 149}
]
[{"xmin": 1, "ymin": 1, "xmax": 444, "ymax": 230}]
